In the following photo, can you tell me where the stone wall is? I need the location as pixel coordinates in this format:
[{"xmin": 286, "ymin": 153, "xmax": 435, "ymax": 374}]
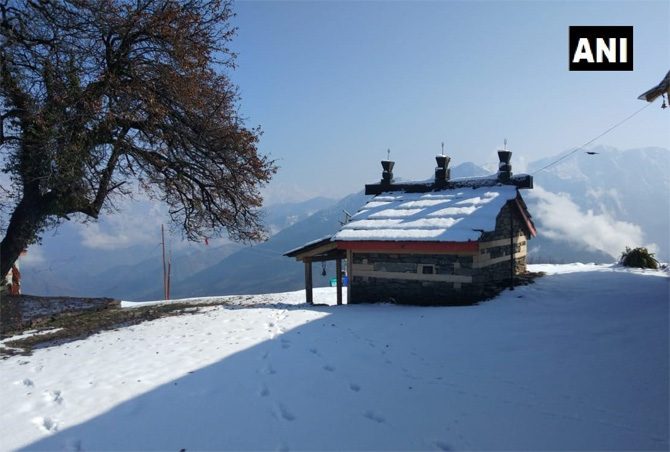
[
  {"xmin": 0, "ymin": 295, "xmax": 120, "ymax": 334},
  {"xmin": 350, "ymin": 252, "xmax": 484, "ymax": 305},
  {"xmin": 348, "ymin": 201, "xmax": 532, "ymax": 306},
  {"xmin": 478, "ymin": 201, "xmax": 530, "ymax": 279},
  {"xmin": 0, "ymin": 294, "xmax": 23, "ymax": 334}
]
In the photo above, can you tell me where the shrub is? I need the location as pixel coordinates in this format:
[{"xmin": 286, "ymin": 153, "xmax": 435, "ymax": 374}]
[{"xmin": 619, "ymin": 247, "xmax": 659, "ymax": 269}]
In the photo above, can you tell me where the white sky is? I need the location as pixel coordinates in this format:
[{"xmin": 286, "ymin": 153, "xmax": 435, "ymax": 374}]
[{"xmin": 229, "ymin": 0, "xmax": 670, "ymax": 198}]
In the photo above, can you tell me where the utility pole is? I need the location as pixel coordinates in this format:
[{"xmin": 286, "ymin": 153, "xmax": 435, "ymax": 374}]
[{"xmin": 162, "ymin": 225, "xmax": 169, "ymax": 300}]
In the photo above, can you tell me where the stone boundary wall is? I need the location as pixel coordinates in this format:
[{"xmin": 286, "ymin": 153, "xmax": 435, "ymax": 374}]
[{"xmin": 0, "ymin": 295, "xmax": 120, "ymax": 334}]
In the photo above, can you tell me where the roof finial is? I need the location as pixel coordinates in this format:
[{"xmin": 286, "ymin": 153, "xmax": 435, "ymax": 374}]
[
  {"xmin": 504, "ymin": 138, "xmax": 507, "ymax": 150},
  {"xmin": 387, "ymin": 148, "xmax": 390, "ymax": 161},
  {"xmin": 441, "ymin": 142, "xmax": 444, "ymax": 156}
]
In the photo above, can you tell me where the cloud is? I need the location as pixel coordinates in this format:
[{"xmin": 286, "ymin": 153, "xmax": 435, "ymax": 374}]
[
  {"xmin": 586, "ymin": 187, "xmax": 626, "ymax": 217},
  {"xmin": 77, "ymin": 201, "xmax": 167, "ymax": 250},
  {"xmin": 75, "ymin": 199, "xmax": 233, "ymax": 251},
  {"xmin": 528, "ymin": 186, "xmax": 657, "ymax": 259},
  {"xmin": 18, "ymin": 246, "xmax": 46, "ymax": 265}
]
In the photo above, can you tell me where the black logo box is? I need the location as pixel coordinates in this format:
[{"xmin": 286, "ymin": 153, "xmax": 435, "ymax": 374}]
[{"xmin": 569, "ymin": 26, "xmax": 633, "ymax": 71}]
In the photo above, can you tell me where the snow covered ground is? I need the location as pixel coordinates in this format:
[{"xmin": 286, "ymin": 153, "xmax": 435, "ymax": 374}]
[{"xmin": 0, "ymin": 263, "xmax": 668, "ymax": 451}]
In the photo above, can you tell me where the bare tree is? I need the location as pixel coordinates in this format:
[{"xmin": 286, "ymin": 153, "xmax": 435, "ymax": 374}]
[{"xmin": 0, "ymin": 0, "xmax": 277, "ymax": 279}]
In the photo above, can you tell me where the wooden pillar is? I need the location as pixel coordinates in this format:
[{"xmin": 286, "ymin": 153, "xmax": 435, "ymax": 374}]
[
  {"xmin": 336, "ymin": 257, "xmax": 343, "ymax": 305},
  {"xmin": 510, "ymin": 202, "xmax": 515, "ymax": 289},
  {"xmin": 346, "ymin": 249, "xmax": 353, "ymax": 304},
  {"xmin": 304, "ymin": 258, "xmax": 313, "ymax": 305}
]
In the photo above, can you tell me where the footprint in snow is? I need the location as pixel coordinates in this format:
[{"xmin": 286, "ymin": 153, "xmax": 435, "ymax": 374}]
[
  {"xmin": 44, "ymin": 390, "xmax": 63, "ymax": 405},
  {"xmin": 33, "ymin": 416, "xmax": 58, "ymax": 433},
  {"xmin": 280, "ymin": 338, "xmax": 290, "ymax": 349},
  {"xmin": 434, "ymin": 441, "xmax": 453, "ymax": 451},
  {"xmin": 64, "ymin": 438, "xmax": 83, "ymax": 452},
  {"xmin": 22, "ymin": 378, "xmax": 34, "ymax": 387},
  {"xmin": 363, "ymin": 410, "xmax": 385, "ymax": 423},
  {"xmin": 274, "ymin": 403, "xmax": 296, "ymax": 422},
  {"xmin": 260, "ymin": 364, "xmax": 277, "ymax": 375},
  {"xmin": 323, "ymin": 365, "xmax": 335, "ymax": 372},
  {"xmin": 349, "ymin": 383, "xmax": 361, "ymax": 392},
  {"xmin": 259, "ymin": 384, "xmax": 270, "ymax": 397}
]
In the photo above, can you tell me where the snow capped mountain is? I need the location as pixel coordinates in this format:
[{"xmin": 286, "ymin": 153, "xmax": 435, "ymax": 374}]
[
  {"xmin": 18, "ymin": 148, "xmax": 670, "ymax": 300},
  {"xmin": 20, "ymin": 197, "xmax": 337, "ymax": 300},
  {"xmin": 527, "ymin": 146, "xmax": 669, "ymax": 263},
  {"xmin": 168, "ymin": 191, "xmax": 371, "ymax": 300}
]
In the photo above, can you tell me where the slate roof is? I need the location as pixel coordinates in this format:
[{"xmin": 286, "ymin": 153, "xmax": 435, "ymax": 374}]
[{"xmin": 333, "ymin": 185, "xmax": 521, "ymax": 243}]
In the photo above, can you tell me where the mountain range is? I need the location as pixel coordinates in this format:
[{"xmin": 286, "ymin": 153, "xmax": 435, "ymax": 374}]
[{"xmin": 19, "ymin": 146, "xmax": 669, "ymax": 301}]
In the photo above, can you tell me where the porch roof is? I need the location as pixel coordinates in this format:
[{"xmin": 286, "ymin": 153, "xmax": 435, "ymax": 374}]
[{"xmin": 284, "ymin": 235, "xmax": 345, "ymax": 262}]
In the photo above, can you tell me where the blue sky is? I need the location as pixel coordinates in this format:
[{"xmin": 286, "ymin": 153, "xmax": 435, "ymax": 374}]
[
  {"xmin": 16, "ymin": 1, "xmax": 670, "ymax": 280},
  {"xmin": 226, "ymin": 0, "xmax": 670, "ymax": 200}
]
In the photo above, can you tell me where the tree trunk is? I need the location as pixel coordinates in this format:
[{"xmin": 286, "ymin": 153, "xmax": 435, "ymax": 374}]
[{"xmin": 0, "ymin": 193, "xmax": 46, "ymax": 281}]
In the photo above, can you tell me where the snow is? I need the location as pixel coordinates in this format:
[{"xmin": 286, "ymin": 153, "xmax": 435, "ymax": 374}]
[
  {"xmin": 334, "ymin": 186, "xmax": 519, "ymax": 242},
  {"xmin": 0, "ymin": 263, "xmax": 668, "ymax": 451},
  {"xmin": 283, "ymin": 235, "xmax": 333, "ymax": 257}
]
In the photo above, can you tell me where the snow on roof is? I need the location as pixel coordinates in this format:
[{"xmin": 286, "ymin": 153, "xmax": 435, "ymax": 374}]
[{"xmin": 334, "ymin": 185, "xmax": 518, "ymax": 242}]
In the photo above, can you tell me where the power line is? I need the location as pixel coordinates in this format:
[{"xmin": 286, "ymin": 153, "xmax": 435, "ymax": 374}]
[
  {"xmin": 27, "ymin": 255, "xmax": 76, "ymax": 274},
  {"xmin": 102, "ymin": 241, "xmax": 163, "ymax": 293},
  {"xmin": 531, "ymin": 102, "xmax": 654, "ymax": 176}
]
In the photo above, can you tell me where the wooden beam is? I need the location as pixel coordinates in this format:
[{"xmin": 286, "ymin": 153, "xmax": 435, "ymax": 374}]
[
  {"xmin": 304, "ymin": 261, "xmax": 313, "ymax": 305},
  {"xmin": 336, "ymin": 240, "xmax": 479, "ymax": 254},
  {"xmin": 352, "ymin": 269, "xmax": 473, "ymax": 284},
  {"xmin": 515, "ymin": 197, "xmax": 537, "ymax": 237},
  {"xmin": 336, "ymin": 257, "xmax": 343, "ymax": 305},
  {"xmin": 510, "ymin": 200, "xmax": 515, "ymax": 287},
  {"xmin": 290, "ymin": 241, "xmax": 339, "ymax": 261},
  {"xmin": 473, "ymin": 249, "xmax": 527, "ymax": 268},
  {"xmin": 296, "ymin": 252, "xmax": 346, "ymax": 263},
  {"xmin": 346, "ymin": 249, "xmax": 353, "ymax": 304},
  {"xmin": 479, "ymin": 235, "xmax": 526, "ymax": 250}
]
